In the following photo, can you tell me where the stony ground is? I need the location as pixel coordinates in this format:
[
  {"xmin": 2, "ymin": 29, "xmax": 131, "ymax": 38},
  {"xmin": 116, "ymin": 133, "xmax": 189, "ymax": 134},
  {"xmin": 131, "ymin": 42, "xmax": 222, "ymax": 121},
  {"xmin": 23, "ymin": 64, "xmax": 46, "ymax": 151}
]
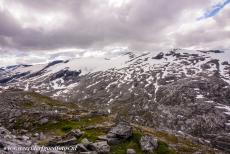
[{"xmin": 0, "ymin": 90, "xmax": 224, "ymax": 154}]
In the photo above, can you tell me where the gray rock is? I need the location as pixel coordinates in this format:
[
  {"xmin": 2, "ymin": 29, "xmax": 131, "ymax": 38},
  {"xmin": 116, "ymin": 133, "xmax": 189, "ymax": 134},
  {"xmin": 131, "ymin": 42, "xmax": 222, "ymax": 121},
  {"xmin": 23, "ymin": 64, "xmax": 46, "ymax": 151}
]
[
  {"xmin": 98, "ymin": 135, "xmax": 122, "ymax": 145},
  {"xmin": 89, "ymin": 141, "xmax": 110, "ymax": 154},
  {"xmin": 153, "ymin": 52, "xmax": 164, "ymax": 59},
  {"xmin": 20, "ymin": 129, "xmax": 28, "ymax": 134},
  {"xmin": 106, "ymin": 133, "xmax": 116, "ymax": 138},
  {"xmin": 85, "ymin": 125, "xmax": 96, "ymax": 130},
  {"xmin": 140, "ymin": 135, "xmax": 158, "ymax": 152},
  {"xmin": 32, "ymin": 133, "xmax": 39, "ymax": 137},
  {"xmin": 77, "ymin": 143, "xmax": 89, "ymax": 152},
  {"xmin": 66, "ymin": 129, "xmax": 84, "ymax": 138},
  {"xmin": 38, "ymin": 132, "xmax": 45, "ymax": 140},
  {"xmin": 81, "ymin": 138, "xmax": 92, "ymax": 147},
  {"xmin": 127, "ymin": 149, "xmax": 136, "ymax": 154},
  {"xmin": 48, "ymin": 137, "xmax": 77, "ymax": 146},
  {"xmin": 20, "ymin": 135, "xmax": 30, "ymax": 141},
  {"xmin": 108, "ymin": 122, "xmax": 132, "ymax": 139},
  {"xmin": 107, "ymin": 137, "xmax": 122, "ymax": 145},
  {"xmin": 39, "ymin": 117, "xmax": 49, "ymax": 124},
  {"xmin": 0, "ymin": 127, "xmax": 33, "ymax": 154},
  {"xmin": 14, "ymin": 110, "xmax": 22, "ymax": 117},
  {"xmin": 0, "ymin": 127, "xmax": 10, "ymax": 136},
  {"xmin": 97, "ymin": 135, "xmax": 108, "ymax": 141}
]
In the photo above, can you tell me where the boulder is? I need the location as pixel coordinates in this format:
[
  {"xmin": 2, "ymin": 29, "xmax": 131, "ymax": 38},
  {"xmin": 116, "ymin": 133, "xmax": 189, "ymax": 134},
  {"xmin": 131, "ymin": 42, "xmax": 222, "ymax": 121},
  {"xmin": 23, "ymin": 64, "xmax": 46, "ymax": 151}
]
[
  {"xmin": 108, "ymin": 122, "xmax": 132, "ymax": 139},
  {"xmin": 140, "ymin": 135, "xmax": 158, "ymax": 152},
  {"xmin": 89, "ymin": 141, "xmax": 110, "ymax": 154},
  {"xmin": 153, "ymin": 52, "xmax": 164, "ymax": 59}
]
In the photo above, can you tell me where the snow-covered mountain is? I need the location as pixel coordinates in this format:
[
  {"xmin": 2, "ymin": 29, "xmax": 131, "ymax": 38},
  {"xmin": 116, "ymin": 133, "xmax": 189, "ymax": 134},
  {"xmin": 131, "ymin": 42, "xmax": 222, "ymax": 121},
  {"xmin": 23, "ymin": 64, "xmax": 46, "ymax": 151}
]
[
  {"xmin": 1, "ymin": 49, "xmax": 230, "ymax": 99},
  {"xmin": 1, "ymin": 49, "xmax": 230, "ymax": 151}
]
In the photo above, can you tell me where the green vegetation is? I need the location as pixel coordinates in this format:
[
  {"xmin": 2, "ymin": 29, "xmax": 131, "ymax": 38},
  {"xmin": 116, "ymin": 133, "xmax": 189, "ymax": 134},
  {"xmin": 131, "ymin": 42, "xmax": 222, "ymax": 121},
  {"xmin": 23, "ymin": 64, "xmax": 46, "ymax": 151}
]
[
  {"xmin": 151, "ymin": 131, "xmax": 179, "ymax": 144},
  {"xmin": 35, "ymin": 115, "xmax": 107, "ymax": 135},
  {"xmin": 21, "ymin": 101, "xmax": 34, "ymax": 108},
  {"xmin": 155, "ymin": 141, "xmax": 176, "ymax": 154},
  {"xmin": 61, "ymin": 126, "xmax": 73, "ymax": 132},
  {"xmin": 20, "ymin": 92, "xmax": 79, "ymax": 109}
]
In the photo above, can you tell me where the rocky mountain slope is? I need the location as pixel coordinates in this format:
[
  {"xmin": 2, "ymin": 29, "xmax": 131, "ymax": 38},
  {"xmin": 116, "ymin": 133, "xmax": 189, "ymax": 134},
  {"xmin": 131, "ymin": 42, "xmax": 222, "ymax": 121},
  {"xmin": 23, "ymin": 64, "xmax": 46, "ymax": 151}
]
[
  {"xmin": 0, "ymin": 49, "xmax": 230, "ymax": 153},
  {"xmin": 0, "ymin": 90, "xmax": 219, "ymax": 154}
]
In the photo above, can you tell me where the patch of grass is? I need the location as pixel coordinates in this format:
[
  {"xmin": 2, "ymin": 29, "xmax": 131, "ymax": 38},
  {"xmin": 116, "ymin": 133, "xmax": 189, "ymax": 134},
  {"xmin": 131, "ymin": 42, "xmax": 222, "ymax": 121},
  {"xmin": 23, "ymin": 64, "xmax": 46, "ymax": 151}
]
[
  {"xmin": 61, "ymin": 126, "xmax": 73, "ymax": 132},
  {"xmin": 176, "ymin": 145, "xmax": 196, "ymax": 153},
  {"xmin": 21, "ymin": 101, "xmax": 34, "ymax": 108},
  {"xmin": 29, "ymin": 92, "xmax": 79, "ymax": 109},
  {"xmin": 155, "ymin": 141, "xmax": 176, "ymax": 154},
  {"xmin": 35, "ymin": 115, "xmax": 107, "ymax": 136},
  {"xmin": 37, "ymin": 140, "xmax": 49, "ymax": 146},
  {"xmin": 131, "ymin": 124, "xmax": 216, "ymax": 154},
  {"xmin": 151, "ymin": 131, "xmax": 179, "ymax": 144}
]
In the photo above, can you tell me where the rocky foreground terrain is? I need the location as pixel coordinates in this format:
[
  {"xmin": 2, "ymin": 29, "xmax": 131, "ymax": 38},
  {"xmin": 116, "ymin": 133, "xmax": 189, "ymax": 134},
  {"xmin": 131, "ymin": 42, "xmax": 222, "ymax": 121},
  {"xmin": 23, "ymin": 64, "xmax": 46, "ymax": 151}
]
[
  {"xmin": 0, "ymin": 90, "xmax": 223, "ymax": 153},
  {"xmin": 0, "ymin": 49, "xmax": 230, "ymax": 153}
]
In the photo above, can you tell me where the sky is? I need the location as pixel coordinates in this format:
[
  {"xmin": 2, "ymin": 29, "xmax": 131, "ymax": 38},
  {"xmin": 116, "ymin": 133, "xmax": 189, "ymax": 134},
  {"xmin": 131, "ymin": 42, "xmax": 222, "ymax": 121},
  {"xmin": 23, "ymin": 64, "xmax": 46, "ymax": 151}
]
[{"xmin": 0, "ymin": 0, "xmax": 230, "ymax": 66}]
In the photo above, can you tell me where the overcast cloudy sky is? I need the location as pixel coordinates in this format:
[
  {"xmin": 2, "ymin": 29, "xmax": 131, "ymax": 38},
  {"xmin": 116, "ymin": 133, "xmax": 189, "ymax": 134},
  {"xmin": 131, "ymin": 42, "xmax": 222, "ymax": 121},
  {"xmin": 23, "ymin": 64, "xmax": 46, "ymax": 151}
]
[{"xmin": 0, "ymin": 0, "xmax": 230, "ymax": 66}]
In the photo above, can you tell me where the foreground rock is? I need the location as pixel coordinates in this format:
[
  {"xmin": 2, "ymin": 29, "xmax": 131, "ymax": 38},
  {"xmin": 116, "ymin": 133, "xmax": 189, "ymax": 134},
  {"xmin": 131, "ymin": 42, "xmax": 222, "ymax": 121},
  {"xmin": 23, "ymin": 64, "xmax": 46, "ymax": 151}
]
[
  {"xmin": 89, "ymin": 141, "xmax": 110, "ymax": 154},
  {"xmin": 0, "ymin": 127, "xmax": 33, "ymax": 154},
  {"xmin": 108, "ymin": 122, "xmax": 132, "ymax": 139},
  {"xmin": 97, "ymin": 122, "xmax": 132, "ymax": 145},
  {"xmin": 140, "ymin": 135, "xmax": 158, "ymax": 152}
]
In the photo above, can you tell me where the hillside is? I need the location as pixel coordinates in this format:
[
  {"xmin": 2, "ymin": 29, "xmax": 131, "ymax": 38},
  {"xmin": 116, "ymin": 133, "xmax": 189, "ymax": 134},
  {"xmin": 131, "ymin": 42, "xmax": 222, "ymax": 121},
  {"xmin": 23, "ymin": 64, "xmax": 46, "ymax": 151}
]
[
  {"xmin": 0, "ymin": 49, "xmax": 230, "ymax": 153},
  {"xmin": 0, "ymin": 90, "xmax": 222, "ymax": 154}
]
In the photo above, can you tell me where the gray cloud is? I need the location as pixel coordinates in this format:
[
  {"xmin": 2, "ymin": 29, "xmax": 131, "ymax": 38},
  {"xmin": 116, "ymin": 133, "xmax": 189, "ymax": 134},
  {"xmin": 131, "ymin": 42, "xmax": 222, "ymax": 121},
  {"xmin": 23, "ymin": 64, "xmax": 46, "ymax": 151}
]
[
  {"xmin": 0, "ymin": 0, "xmax": 229, "ymax": 66},
  {"xmin": 174, "ymin": 4, "xmax": 230, "ymax": 49}
]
